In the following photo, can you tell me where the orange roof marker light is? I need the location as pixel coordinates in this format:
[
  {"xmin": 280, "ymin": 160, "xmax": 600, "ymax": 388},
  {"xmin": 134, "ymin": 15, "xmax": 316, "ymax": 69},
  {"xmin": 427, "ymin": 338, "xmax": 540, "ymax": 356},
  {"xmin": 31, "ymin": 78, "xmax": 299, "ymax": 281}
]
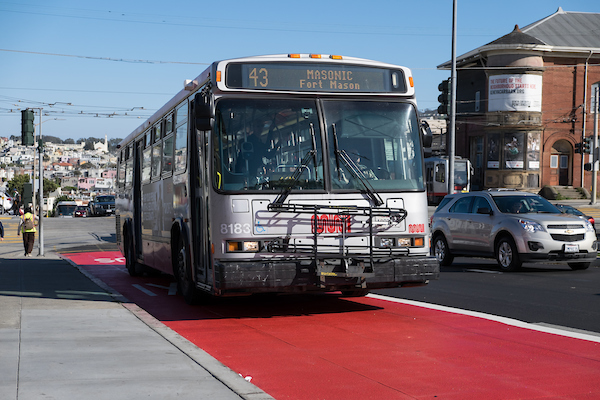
[
  {"xmin": 309, "ymin": 54, "xmax": 322, "ymax": 59},
  {"xmin": 216, "ymin": 70, "xmax": 222, "ymax": 82},
  {"xmin": 409, "ymin": 76, "xmax": 414, "ymax": 88},
  {"xmin": 288, "ymin": 54, "xmax": 301, "ymax": 58},
  {"xmin": 330, "ymin": 55, "xmax": 343, "ymax": 60}
]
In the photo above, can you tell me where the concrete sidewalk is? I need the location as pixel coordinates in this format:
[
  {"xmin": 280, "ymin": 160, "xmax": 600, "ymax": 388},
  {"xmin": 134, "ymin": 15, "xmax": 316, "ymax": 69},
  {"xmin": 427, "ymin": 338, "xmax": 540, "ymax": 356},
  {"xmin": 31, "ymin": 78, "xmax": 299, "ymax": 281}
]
[{"xmin": 0, "ymin": 249, "xmax": 273, "ymax": 399}]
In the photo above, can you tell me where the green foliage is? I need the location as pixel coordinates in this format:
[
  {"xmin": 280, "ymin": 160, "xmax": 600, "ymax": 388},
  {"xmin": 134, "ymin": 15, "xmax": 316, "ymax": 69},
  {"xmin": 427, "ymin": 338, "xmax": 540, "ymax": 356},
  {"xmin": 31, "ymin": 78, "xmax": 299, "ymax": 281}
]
[
  {"xmin": 7, "ymin": 174, "xmax": 31, "ymax": 197},
  {"xmin": 43, "ymin": 178, "xmax": 59, "ymax": 197}
]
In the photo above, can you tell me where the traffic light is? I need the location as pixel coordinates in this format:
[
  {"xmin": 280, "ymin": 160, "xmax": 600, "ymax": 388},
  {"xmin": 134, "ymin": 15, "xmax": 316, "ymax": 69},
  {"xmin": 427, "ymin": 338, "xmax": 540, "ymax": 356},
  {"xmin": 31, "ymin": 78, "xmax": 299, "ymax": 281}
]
[
  {"xmin": 584, "ymin": 137, "xmax": 592, "ymax": 154},
  {"xmin": 575, "ymin": 142, "xmax": 583, "ymax": 154},
  {"xmin": 21, "ymin": 109, "xmax": 35, "ymax": 146},
  {"xmin": 437, "ymin": 79, "xmax": 450, "ymax": 115}
]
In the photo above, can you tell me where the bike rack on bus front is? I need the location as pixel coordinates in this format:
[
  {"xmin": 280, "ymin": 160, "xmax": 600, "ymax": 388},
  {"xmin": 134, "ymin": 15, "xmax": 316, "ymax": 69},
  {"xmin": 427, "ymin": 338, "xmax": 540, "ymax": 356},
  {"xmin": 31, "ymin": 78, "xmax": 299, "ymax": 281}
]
[{"xmin": 267, "ymin": 202, "xmax": 408, "ymax": 281}]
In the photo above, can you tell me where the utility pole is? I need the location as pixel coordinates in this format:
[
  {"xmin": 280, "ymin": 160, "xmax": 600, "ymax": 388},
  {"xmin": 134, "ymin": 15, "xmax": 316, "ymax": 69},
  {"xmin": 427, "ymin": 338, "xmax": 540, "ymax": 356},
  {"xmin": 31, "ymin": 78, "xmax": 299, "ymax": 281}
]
[
  {"xmin": 592, "ymin": 86, "xmax": 599, "ymax": 204},
  {"xmin": 447, "ymin": 0, "xmax": 457, "ymax": 196}
]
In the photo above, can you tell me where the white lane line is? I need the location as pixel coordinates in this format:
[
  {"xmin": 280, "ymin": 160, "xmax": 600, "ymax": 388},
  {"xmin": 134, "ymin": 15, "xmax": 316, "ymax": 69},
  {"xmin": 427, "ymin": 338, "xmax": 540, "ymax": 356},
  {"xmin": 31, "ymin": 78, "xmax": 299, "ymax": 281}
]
[
  {"xmin": 132, "ymin": 284, "xmax": 157, "ymax": 296},
  {"xmin": 146, "ymin": 283, "xmax": 178, "ymax": 295},
  {"xmin": 464, "ymin": 269, "xmax": 503, "ymax": 274},
  {"xmin": 168, "ymin": 282, "xmax": 178, "ymax": 296},
  {"xmin": 367, "ymin": 293, "xmax": 600, "ymax": 343}
]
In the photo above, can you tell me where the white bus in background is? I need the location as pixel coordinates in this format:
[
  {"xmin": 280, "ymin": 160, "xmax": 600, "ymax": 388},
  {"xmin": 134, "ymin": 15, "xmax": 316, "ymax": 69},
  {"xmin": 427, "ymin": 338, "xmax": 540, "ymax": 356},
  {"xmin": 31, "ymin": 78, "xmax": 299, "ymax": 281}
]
[
  {"xmin": 115, "ymin": 53, "xmax": 439, "ymax": 304},
  {"xmin": 54, "ymin": 201, "xmax": 78, "ymax": 217},
  {"xmin": 425, "ymin": 156, "xmax": 473, "ymax": 205}
]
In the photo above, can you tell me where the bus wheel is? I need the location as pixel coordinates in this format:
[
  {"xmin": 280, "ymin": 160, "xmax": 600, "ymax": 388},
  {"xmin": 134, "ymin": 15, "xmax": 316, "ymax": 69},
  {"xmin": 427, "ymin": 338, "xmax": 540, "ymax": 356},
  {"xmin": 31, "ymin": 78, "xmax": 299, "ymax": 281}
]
[
  {"xmin": 175, "ymin": 237, "xmax": 202, "ymax": 305},
  {"xmin": 125, "ymin": 235, "xmax": 140, "ymax": 277},
  {"xmin": 340, "ymin": 289, "xmax": 369, "ymax": 297},
  {"xmin": 568, "ymin": 262, "xmax": 590, "ymax": 270}
]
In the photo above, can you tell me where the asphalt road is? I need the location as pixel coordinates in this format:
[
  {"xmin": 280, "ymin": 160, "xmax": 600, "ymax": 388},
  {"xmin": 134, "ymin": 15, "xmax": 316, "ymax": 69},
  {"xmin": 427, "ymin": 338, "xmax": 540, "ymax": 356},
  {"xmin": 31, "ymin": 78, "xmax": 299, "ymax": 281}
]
[
  {"xmin": 375, "ymin": 257, "xmax": 600, "ymax": 335},
  {"xmin": 0, "ymin": 215, "xmax": 117, "ymax": 258},
  {"xmin": 11, "ymin": 214, "xmax": 600, "ymax": 337}
]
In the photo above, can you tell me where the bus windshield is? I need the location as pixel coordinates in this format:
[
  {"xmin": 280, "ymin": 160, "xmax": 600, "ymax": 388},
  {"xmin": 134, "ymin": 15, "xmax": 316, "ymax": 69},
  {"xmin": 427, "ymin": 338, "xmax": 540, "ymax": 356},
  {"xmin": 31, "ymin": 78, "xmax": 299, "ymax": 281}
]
[
  {"xmin": 214, "ymin": 98, "xmax": 324, "ymax": 191},
  {"xmin": 455, "ymin": 161, "xmax": 468, "ymax": 186},
  {"xmin": 324, "ymin": 100, "xmax": 424, "ymax": 191},
  {"xmin": 212, "ymin": 98, "xmax": 423, "ymax": 192}
]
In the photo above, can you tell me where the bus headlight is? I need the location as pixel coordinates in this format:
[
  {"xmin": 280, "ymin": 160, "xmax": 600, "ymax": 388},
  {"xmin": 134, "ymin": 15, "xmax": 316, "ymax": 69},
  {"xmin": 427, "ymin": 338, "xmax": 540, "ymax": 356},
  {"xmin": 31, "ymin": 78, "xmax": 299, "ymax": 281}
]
[
  {"xmin": 380, "ymin": 238, "xmax": 395, "ymax": 248},
  {"xmin": 397, "ymin": 238, "xmax": 411, "ymax": 247},
  {"xmin": 226, "ymin": 241, "xmax": 260, "ymax": 253}
]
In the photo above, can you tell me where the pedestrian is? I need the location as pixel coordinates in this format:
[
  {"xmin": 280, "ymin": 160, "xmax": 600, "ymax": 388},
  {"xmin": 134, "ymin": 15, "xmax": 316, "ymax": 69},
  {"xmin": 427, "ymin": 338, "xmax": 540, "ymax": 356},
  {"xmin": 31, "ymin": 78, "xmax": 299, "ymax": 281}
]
[
  {"xmin": 0, "ymin": 220, "xmax": 4, "ymax": 241},
  {"xmin": 18, "ymin": 206, "xmax": 36, "ymax": 256}
]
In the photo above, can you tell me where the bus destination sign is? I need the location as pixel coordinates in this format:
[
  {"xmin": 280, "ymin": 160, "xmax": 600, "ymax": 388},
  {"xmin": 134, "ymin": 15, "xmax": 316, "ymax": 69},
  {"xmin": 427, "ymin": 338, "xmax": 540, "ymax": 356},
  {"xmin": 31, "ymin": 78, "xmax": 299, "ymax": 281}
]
[{"xmin": 225, "ymin": 62, "xmax": 407, "ymax": 93}]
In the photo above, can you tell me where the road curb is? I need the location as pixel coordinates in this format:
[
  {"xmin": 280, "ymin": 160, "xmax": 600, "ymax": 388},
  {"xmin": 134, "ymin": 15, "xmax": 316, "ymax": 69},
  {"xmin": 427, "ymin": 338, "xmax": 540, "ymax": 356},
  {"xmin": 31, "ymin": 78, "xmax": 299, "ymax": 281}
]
[{"xmin": 60, "ymin": 252, "xmax": 274, "ymax": 400}]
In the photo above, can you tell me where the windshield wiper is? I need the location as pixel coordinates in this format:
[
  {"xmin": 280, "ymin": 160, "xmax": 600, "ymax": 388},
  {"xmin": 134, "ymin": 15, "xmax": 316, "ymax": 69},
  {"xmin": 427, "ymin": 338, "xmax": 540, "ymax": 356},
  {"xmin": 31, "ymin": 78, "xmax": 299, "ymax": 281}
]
[
  {"xmin": 270, "ymin": 122, "xmax": 318, "ymax": 209},
  {"xmin": 332, "ymin": 124, "xmax": 383, "ymax": 207}
]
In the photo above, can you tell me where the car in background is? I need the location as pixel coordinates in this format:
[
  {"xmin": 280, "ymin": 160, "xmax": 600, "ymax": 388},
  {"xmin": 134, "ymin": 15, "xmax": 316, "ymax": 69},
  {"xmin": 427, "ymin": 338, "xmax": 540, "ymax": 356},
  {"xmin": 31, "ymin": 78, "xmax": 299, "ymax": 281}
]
[
  {"xmin": 0, "ymin": 192, "xmax": 13, "ymax": 213},
  {"xmin": 74, "ymin": 205, "xmax": 89, "ymax": 218},
  {"xmin": 89, "ymin": 195, "xmax": 115, "ymax": 216},
  {"xmin": 554, "ymin": 204, "xmax": 595, "ymax": 232},
  {"xmin": 430, "ymin": 190, "xmax": 597, "ymax": 271}
]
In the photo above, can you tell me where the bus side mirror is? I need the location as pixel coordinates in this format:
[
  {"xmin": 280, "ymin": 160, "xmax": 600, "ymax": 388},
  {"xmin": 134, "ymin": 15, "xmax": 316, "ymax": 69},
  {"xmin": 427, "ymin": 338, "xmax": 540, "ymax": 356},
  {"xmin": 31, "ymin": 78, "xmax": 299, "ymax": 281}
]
[
  {"xmin": 194, "ymin": 92, "xmax": 214, "ymax": 131},
  {"xmin": 421, "ymin": 121, "xmax": 433, "ymax": 148}
]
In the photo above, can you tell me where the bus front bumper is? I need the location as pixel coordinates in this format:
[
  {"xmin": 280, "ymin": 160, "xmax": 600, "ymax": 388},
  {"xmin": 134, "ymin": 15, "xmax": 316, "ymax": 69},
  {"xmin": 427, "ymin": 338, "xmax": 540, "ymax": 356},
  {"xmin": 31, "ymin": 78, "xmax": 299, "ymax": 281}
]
[{"xmin": 213, "ymin": 256, "xmax": 440, "ymax": 294}]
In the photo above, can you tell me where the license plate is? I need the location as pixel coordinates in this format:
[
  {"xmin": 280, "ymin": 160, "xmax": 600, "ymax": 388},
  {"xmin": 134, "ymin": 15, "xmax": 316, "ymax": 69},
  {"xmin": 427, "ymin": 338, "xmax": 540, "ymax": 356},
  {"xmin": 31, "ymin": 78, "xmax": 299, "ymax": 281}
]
[
  {"xmin": 564, "ymin": 244, "xmax": 579, "ymax": 253},
  {"xmin": 373, "ymin": 216, "xmax": 391, "ymax": 225}
]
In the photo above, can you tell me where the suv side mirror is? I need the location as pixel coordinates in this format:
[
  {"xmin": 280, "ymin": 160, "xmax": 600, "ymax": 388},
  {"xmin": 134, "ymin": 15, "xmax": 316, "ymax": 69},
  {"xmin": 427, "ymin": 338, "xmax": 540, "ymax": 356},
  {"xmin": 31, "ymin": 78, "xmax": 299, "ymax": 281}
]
[{"xmin": 477, "ymin": 207, "xmax": 493, "ymax": 215}]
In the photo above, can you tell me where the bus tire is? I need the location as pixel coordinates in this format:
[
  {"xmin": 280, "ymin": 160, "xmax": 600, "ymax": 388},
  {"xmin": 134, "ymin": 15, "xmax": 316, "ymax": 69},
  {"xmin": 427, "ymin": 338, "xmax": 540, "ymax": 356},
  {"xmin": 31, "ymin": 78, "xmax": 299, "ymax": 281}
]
[
  {"xmin": 341, "ymin": 289, "xmax": 369, "ymax": 297},
  {"xmin": 175, "ymin": 236, "xmax": 202, "ymax": 305},
  {"xmin": 125, "ymin": 234, "xmax": 141, "ymax": 277},
  {"xmin": 568, "ymin": 262, "xmax": 590, "ymax": 270}
]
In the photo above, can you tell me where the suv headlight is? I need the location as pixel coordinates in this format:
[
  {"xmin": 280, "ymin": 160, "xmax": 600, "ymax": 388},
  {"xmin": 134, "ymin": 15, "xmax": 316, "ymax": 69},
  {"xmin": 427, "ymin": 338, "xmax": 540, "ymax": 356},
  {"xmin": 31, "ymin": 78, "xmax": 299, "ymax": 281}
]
[
  {"xmin": 518, "ymin": 219, "xmax": 546, "ymax": 233},
  {"xmin": 584, "ymin": 219, "xmax": 595, "ymax": 232}
]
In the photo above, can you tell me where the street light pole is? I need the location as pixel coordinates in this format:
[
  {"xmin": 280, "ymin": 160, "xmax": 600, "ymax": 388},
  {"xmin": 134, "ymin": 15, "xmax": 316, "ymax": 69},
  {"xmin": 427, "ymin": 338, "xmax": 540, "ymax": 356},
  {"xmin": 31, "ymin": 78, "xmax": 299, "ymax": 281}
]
[
  {"xmin": 38, "ymin": 125, "xmax": 44, "ymax": 256},
  {"xmin": 31, "ymin": 108, "xmax": 44, "ymax": 256}
]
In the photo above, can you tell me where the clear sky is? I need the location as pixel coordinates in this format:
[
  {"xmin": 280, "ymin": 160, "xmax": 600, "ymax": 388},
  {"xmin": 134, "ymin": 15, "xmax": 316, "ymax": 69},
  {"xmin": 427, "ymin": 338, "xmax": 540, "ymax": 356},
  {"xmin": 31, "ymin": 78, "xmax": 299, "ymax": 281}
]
[{"xmin": 1, "ymin": 0, "xmax": 598, "ymax": 141}]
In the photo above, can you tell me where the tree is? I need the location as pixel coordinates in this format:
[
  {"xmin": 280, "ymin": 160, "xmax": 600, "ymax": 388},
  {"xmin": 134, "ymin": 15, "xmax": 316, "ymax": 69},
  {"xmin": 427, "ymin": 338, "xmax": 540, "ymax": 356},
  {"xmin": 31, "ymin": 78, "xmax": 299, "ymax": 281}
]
[
  {"xmin": 7, "ymin": 174, "xmax": 31, "ymax": 198},
  {"xmin": 43, "ymin": 135, "xmax": 62, "ymax": 144},
  {"xmin": 43, "ymin": 178, "xmax": 59, "ymax": 197}
]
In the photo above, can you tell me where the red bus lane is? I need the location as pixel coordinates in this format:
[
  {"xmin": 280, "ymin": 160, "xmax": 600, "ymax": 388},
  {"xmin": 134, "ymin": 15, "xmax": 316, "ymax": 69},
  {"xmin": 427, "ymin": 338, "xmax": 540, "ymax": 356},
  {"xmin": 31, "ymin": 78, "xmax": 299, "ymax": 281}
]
[{"xmin": 65, "ymin": 252, "xmax": 600, "ymax": 399}]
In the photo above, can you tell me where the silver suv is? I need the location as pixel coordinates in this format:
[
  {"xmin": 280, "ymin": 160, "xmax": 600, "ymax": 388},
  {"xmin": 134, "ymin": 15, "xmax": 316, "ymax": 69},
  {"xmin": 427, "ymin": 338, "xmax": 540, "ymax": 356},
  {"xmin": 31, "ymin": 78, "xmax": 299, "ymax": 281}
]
[{"xmin": 430, "ymin": 190, "xmax": 597, "ymax": 271}]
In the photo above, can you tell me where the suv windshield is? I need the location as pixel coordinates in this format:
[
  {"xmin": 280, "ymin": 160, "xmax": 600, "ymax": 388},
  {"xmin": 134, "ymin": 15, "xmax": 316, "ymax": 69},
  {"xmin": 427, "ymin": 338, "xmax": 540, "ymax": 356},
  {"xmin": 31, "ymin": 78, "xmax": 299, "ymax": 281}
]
[
  {"xmin": 95, "ymin": 196, "xmax": 114, "ymax": 203},
  {"xmin": 492, "ymin": 195, "xmax": 560, "ymax": 214}
]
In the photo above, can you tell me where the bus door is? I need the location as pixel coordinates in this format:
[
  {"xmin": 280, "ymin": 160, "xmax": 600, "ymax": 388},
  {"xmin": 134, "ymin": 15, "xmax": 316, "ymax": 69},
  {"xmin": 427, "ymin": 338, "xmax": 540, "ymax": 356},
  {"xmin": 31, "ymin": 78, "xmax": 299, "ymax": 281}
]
[
  {"xmin": 190, "ymin": 104, "xmax": 208, "ymax": 284},
  {"xmin": 133, "ymin": 140, "xmax": 143, "ymax": 259}
]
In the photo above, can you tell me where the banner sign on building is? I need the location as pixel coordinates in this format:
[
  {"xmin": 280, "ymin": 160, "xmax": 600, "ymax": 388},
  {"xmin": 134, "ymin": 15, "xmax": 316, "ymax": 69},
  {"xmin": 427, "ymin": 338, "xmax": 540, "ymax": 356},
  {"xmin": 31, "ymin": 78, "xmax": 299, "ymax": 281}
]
[{"xmin": 488, "ymin": 74, "xmax": 542, "ymax": 112}]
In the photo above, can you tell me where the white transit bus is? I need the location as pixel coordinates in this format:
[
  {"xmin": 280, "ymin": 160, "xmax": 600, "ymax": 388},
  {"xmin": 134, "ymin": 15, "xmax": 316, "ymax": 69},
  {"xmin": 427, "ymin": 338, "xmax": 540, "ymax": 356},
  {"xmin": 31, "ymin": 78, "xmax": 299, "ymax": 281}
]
[
  {"xmin": 116, "ymin": 54, "xmax": 439, "ymax": 303},
  {"xmin": 425, "ymin": 156, "xmax": 473, "ymax": 205}
]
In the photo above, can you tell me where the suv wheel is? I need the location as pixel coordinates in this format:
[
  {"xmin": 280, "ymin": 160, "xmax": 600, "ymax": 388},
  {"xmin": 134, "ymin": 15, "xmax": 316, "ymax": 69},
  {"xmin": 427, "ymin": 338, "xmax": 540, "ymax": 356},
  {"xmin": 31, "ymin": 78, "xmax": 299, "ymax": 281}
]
[
  {"xmin": 433, "ymin": 234, "xmax": 454, "ymax": 266},
  {"xmin": 495, "ymin": 236, "xmax": 521, "ymax": 272}
]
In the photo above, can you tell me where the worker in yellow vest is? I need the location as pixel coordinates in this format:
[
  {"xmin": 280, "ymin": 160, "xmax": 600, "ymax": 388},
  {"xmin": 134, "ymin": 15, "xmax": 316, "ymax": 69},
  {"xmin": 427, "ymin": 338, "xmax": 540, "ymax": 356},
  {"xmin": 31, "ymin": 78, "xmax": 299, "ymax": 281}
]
[{"xmin": 18, "ymin": 207, "xmax": 36, "ymax": 257}]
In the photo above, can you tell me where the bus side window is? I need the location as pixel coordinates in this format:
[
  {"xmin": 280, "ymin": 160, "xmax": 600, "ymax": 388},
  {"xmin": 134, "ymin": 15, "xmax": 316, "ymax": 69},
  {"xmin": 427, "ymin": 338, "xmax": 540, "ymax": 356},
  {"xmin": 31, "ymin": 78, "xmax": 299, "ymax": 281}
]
[
  {"xmin": 151, "ymin": 142, "xmax": 162, "ymax": 179},
  {"xmin": 435, "ymin": 164, "xmax": 445, "ymax": 183},
  {"xmin": 142, "ymin": 147, "xmax": 152, "ymax": 182},
  {"xmin": 162, "ymin": 134, "xmax": 174, "ymax": 175},
  {"xmin": 125, "ymin": 159, "xmax": 133, "ymax": 187},
  {"xmin": 175, "ymin": 123, "xmax": 188, "ymax": 173}
]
